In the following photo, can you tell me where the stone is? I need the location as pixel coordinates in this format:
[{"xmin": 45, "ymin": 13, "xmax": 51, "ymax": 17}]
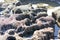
[
  {"xmin": 24, "ymin": 18, "xmax": 32, "ymax": 26},
  {"xmin": 0, "ymin": 31, "xmax": 4, "ymax": 35},
  {"xmin": 5, "ymin": 29, "xmax": 15, "ymax": 35},
  {"xmin": 16, "ymin": 26, "xmax": 25, "ymax": 33},
  {"xmin": 52, "ymin": 9, "xmax": 60, "ymax": 27},
  {"xmin": 0, "ymin": 30, "xmax": 24, "ymax": 40},
  {"xmin": 32, "ymin": 27, "xmax": 54, "ymax": 40},
  {"xmin": 15, "ymin": 14, "xmax": 25, "ymax": 21},
  {"xmin": 15, "ymin": 9, "xmax": 22, "ymax": 14},
  {"xmin": 36, "ymin": 16, "xmax": 55, "ymax": 27},
  {"xmin": 18, "ymin": 23, "xmax": 49, "ymax": 37},
  {"xmin": 32, "ymin": 32, "xmax": 47, "ymax": 40},
  {"xmin": 6, "ymin": 36, "xmax": 16, "ymax": 40},
  {"xmin": 15, "ymin": 14, "xmax": 33, "ymax": 21},
  {"xmin": 15, "ymin": 1, "xmax": 22, "ymax": 6},
  {"xmin": 1, "ymin": 24, "xmax": 17, "ymax": 32},
  {"xmin": 0, "ymin": 2, "xmax": 57, "ymax": 40},
  {"xmin": 36, "ymin": 12, "xmax": 48, "ymax": 19}
]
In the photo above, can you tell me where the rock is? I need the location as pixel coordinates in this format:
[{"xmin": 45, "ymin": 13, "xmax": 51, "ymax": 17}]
[
  {"xmin": 6, "ymin": 36, "xmax": 16, "ymax": 40},
  {"xmin": 15, "ymin": 9, "xmax": 22, "ymax": 14},
  {"xmin": 52, "ymin": 12, "xmax": 57, "ymax": 20},
  {"xmin": 18, "ymin": 23, "xmax": 48, "ymax": 37},
  {"xmin": 15, "ymin": 14, "xmax": 33, "ymax": 21},
  {"xmin": 32, "ymin": 9, "xmax": 41, "ymax": 13},
  {"xmin": 30, "ymin": 12, "xmax": 37, "ymax": 16},
  {"xmin": 0, "ymin": 8, "xmax": 5, "ymax": 12},
  {"xmin": 36, "ymin": 19, "xmax": 43, "ymax": 26},
  {"xmin": 16, "ymin": 26, "xmax": 25, "ymax": 33},
  {"xmin": 24, "ymin": 18, "xmax": 32, "ymax": 26},
  {"xmin": 0, "ymin": 30, "xmax": 24, "ymax": 40},
  {"xmin": 0, "ymin": 31, "xmax": 4, "ymax": 35},
  {"xmin": 13, "ymin": 18, "xmax": 31, "ymax": 27},
  {"xmin": 36, "ymin": 16, "xmax": 55, "ymax": 27},
  {"xmin": 32, "ymin": 27, "xmax": 54, "ymax": 40},
  {"xmin": 1, "ymin": 24, "xmax": 17, "ymax": 32},
  {"xmin": 5, "ymin": 29, "xmax": 15, "ymax": 35},
  {"xmin": 56, "ymin": 17, "xmax": 60, "ymax": 27},
  {"xmin": 36, "ymin": 12, "xmax": 48, "ymax": 19},
  {"xmin": 52, "ymin": 9, "xmax": 60, "ymax": 27},
  {"xmin": 15, "ymin": 1, "xmax": 22, "ymax": 6},
  {"xmin": 18, "ymin": 24, "xmax": 40, "ymax": 37},
  {"xmin": 15, "ymin": 14, "xmax": 25, "ymax": 21},
  {"xmin": 0, "ymin": 2, "xmax": 57, "ymax": 40},
  {"xmin": 32, "ymin": 31, "xmax": 47, "ymax": 40}
]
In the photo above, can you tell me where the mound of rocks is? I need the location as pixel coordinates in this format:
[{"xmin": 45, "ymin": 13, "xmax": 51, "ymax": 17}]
[
  {"xmin": 0, "ymin": 15, "xmax": 55, "ymax": 40},
  {"xmin": 0, "ymin": 2, "xmax": 56, "ymax": 40},
  {"xmin": 32, "ymin": 27, "xmax": 54, "ymax": 40}
]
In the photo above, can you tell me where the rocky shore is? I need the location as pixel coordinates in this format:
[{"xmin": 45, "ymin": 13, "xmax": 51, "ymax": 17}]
[{"xmin": 0, "ymin": 0, "xmax": 60, "ymax": 40}]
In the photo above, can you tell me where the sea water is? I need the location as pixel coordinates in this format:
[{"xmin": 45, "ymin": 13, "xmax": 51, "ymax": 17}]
[{"xmin": 54, "ymin": 24, "xmax": 60, "ymax": 39}]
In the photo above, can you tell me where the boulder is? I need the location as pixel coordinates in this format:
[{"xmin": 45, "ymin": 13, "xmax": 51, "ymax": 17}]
[
  {"xmin": 52, "ymin": 9, "xmax": 60, "ymax": 27},
  {"xmin": 5, "ymin": 29, "xmax": 15, "ymax": 35},
  {"xmin": 36, "ymin": 12, "xmax": 48, "ymax": 19},
  {"xmin": 15, "ymin": 1, "xmax": 22, "ymax": 6},
  {"xmin": 16, "ymin": 26, "xmax": 25, "ymax": 33},
  {"xmin": 1, "ymin": 24, "xmax": 17, "ymax": 32},
  {"xmin": 36, "ymin": 16, "xmax": 55, "ymax": 27},
  {"xmin": 18, "ymin": 24, "xmax": 48, "ymax": 37},
  {"xmin": 15, "ymin": 14, "xmax": 33, "ymax": 21},
  {"xmin": 32, "ymin": 27, "xmax": 54, "ymax": 40},
  {"xmin": 15, "ymin": 9, "xmax": 22, "ymax": 14}
]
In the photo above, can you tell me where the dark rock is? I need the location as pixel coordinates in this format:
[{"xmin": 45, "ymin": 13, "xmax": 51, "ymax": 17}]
[
  {"xmin": 52, "ymin": 10, "xmax": 60, "ymax": 27},
  {"xmin": 8, "ymin": 31, "xmax": 15, "ymax": 35},
  {"xmin": 16, "ymin": 14, "xmax": 33, "ymax": 21},
  {"xmin": 6, "ymin": 36, "xmax": 16, "ymax": 40},
  {"xmin": 37, "ymin": 17, "xmax": 55, "ymax": 27},
  {"xmin": 8, "ymin": 29, "xmax": 15, "ymax": 35},
  {"xmin": 32, "ymin": 9, "xmax": 41, "ymax": 13},
  {"xmin": 16, "ymin": 2, "xmax": 21, "ymax": 6},
  {"xmin": 16, "ymin": 14, "xmax": 25, "ymax": 21},
  {"xmin": 0, "ymin": 8, "xmax": 5, "ymax": 12},
  {"xmin": 15, "ymin": 9, "xmax": 22, "ymax": 14},
  {"xmin": 18, "ymin": 32, "xmax": 24, "ymax": 37},
  {"xmin": 1, "ymin": 24, "xmax": 17, "ymax": 32},
  {"xmin": 19, "ymin": 24, "xmax": 45, "ymax": 37},
  {"xmin": 32, "ymin": 27, "xmax": 54, "ymax": 40},
  {"xmin": 58, "ymin": 16, "xmax": 60, "ymax": 23},
  {"xmin": 24, "ymin": 14, "xmax": 31, "ymax": 20},
  {"xmin": 16, "ymin": 26, "xmax": 25, "ymax": 33},
  {"xmin": 0, "ymin": 31, "xmax": 4, "ymax": 35},
  {"xmin": 25, "ymin": 18, "xmax": 32, "ymax": 26},
  {"xmin": 31, "ymin": 12, "xmax": 37, "ymax": 16},
  {"xmin": 52, "ymin": 12, "xmax": 57, "ymax": 20},
  {"xmin": 36, "ymin": 13, "xmax": 48, "ymax": 19}
]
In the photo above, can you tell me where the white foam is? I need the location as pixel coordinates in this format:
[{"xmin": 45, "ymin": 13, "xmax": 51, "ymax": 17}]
[
  {"xmin": 47, "ymin": 6, "xmax": 60, "ymax": 16},
  {"xmin": 0, "ymin": 0, "xmax": 4, "ymax": 2},
  {"xmin": 32, "ymin": 4, "xmax": 37, "ymax": 9}
]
